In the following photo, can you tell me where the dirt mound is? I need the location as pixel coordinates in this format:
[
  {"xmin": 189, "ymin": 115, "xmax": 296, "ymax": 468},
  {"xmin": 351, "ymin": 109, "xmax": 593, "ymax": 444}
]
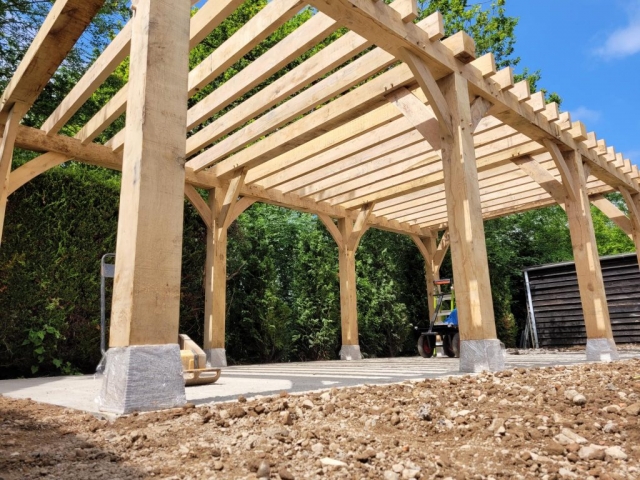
[{"xmin": 1, "ymin": 359, "xmax": 639, "ymax": 479}]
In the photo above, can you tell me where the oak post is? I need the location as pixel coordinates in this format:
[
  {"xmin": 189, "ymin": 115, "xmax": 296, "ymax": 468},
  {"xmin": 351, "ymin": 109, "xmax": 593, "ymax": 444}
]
[
  {"xmin": 0, "ymin": 103, "xmax": 28, "ymax": 246},
  {"xmin": 619, "ymin": 188, "xmax": 640, "ymax": 269},
  {"xmin": 99, "ymin": 0, "xmax": 192, "ymax": 414},
  {"xmin": 337, "ymin": 217, "xmax": 361, "ymax": 359},
  {"xmin": 439, "ymin": 73, "xmax": 502, "ymax": 372},
  {"xmin": 109, "ymin": 0, "xmax": 190, "ymax": 347},
  {"xmin": 204, "ymin": 187, "xmax": 230, "ymax": 367},
  {"xmin": 564, "ymin": 150, "xmax": 619, "ymax": 361}
]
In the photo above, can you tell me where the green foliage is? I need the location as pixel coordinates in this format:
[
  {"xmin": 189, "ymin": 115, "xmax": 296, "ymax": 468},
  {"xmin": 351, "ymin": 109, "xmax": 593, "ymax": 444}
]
[{"xmin": 418, "ymin": 0, "xmax": 518, "ymax": 69}]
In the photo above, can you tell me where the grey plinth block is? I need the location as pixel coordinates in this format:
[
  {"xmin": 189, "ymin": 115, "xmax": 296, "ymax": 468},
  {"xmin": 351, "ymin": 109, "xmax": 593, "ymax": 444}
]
[
  {"xmin": 586, "ymin": 338, "xmax": 620, "ymax": 362},
  {"xmin": 98, "ymin": 344, "xmax": 186, "ymax": 414},
  {"xmin": 340, "ymin": 345, "xmax": 362, "ymax": 360},
  {"xmin": 459, "ymin": 339, "xmax": 505, "ymax": 373},
  {"xmin": 205, "ymin": 348, "xmax": 227, "ymax": 368}
]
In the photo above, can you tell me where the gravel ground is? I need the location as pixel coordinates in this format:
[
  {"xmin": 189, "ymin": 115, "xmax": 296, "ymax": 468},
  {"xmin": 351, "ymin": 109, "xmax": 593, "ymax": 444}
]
[{"xmin": 1, "ymin": 358, "xmax": 639, "ymax": 480}]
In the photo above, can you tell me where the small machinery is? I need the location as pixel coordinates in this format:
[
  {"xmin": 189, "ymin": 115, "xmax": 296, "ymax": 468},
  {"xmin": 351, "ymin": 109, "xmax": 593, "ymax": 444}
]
[
  {"xmin": 100, "ymin": 254, "xmax": 220, "ymax": 386},
  {"xmin": 414, "ymin": 278, "xmax": 460, "ymax": 358}
]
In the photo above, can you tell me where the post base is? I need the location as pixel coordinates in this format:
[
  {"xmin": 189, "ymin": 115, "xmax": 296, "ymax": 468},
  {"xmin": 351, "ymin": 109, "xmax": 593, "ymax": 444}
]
[
  {"xmin": 459, "ymin": 339, "xmax": 505, "ymax": 373},
  {"xmin": 340, "ymin": 345, "xmax": 362, "ymax": 360},
  {"xmin": 98, "ymin": 344, "xmax": 186, "ymax": 414},
  {"xmin": 205, "ymin": 348, "xmax": 228, "ymax": 367},
  {"xmin": 586, "ymin": 338, "xmax": 619, "ymax": 362}
]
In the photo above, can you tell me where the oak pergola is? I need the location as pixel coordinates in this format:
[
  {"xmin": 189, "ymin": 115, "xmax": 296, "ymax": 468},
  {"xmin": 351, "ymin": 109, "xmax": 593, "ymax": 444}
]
[{"xmin": 2, "ymin": 0, "xmax": 639, "ymax": 403}]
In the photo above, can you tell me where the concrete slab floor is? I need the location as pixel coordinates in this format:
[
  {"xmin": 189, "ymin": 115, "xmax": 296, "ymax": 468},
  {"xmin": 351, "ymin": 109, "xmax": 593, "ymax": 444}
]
[{"xmin": 1, "ymin": 349, "xmax": 639, "ymax": 414}]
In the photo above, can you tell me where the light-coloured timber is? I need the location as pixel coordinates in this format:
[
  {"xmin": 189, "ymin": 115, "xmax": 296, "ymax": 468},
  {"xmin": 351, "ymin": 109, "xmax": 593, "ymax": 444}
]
[
  {"xmin": 305, "ymin": 0, "xmax": 639, "ymax": 194},
  {"xmin": 438, "ymin": 73, "xmax": 497, "ymax": 342},
  {"xmin": 0, "ymin": 0, "xmax": 104, "ymax": 125},
  {"xmin": 390, "ymin": 0, "xmax": 418, "ymax": 22},
  {"xmin": 564, "ymin": 150, "xmax": 615, "ymax": 342},
  {"xmin": 619, "ymin": 188, "xmax": 640, "ymax": 267},
  {"xmin": 108, "ymin": 0, "xmax": 191, "ymax": 347},
  {"xmin": 0, "ymin": 103, "xmax": 29, "ymax": 244},
  {"xmin": 590, "ymin": 194, "xmax": 633, "ymax": 238}
]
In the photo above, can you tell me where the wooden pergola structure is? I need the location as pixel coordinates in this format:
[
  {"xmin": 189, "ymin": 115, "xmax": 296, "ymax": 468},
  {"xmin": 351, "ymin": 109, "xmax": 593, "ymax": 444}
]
[{"xmin": 2, "ymin": 0, "xmax": 640, "ymax": 383}]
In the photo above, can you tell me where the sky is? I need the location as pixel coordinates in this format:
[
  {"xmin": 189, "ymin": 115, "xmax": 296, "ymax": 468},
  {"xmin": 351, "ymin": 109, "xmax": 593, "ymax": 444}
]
[{"xmin": 506, "ymin": 0, "xmax": 640, "ymax": 167}]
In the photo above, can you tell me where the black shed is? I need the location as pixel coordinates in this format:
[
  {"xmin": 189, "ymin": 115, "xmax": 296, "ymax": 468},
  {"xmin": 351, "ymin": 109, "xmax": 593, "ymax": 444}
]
[{"xmin": 524, "ymin": 253, "xmax": 640, "ymax": 347}]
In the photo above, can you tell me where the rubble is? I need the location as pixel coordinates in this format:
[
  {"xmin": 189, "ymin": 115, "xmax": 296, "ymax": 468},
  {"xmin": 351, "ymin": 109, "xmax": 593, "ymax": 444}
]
[{"xmin": 0, "ymin": 357, "xmax": 639, "ymax": 479}]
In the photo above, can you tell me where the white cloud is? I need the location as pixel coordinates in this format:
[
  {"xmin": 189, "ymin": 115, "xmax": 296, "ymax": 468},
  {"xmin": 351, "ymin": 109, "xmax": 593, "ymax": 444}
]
[
  {"xmin": 595, "ymin": 9, "xmax": 640, "ymax": 58},
  {"xmin": 569, "ymin": 106, "xmax": 601, "ymax": 123}
]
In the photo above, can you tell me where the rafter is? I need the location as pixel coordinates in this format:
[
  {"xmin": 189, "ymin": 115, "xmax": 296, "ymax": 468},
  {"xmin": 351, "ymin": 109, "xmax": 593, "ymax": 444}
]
[
  {"xmin": 304, "ymin": 0, "xmax": 640, "ymax": 194},
  {"xmin": 0, "ymin": 0, "xmax": 104, "ymax": 126}
]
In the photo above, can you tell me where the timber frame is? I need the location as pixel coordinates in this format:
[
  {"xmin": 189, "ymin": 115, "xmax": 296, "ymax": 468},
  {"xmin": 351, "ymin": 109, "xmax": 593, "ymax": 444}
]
[{"xmin": 1, "ymin": 0, "xmax": 638, "ymax": 367}]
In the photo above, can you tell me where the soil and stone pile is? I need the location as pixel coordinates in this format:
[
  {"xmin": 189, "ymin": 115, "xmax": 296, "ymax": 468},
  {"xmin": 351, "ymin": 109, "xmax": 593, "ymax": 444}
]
[{"xmin": 1, "ymin": 358, "xmax": 639, "ymax": 479}]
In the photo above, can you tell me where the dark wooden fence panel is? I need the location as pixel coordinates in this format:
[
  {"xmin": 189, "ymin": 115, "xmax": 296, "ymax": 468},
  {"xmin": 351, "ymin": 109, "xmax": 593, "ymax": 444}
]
[{"xmin": 525, "ymin": 254, "xmax": 640, "ymax": 347}]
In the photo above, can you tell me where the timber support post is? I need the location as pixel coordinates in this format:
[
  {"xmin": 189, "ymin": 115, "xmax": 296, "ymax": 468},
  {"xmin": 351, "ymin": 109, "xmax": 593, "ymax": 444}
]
[
  {"xmin": 318, "ymin": 205, "xmax": 373, "ymax": 360},
  {"xmin": 98, "ymin": 0, "xmax": 192, "ymax": 414},
  {"xmin": 563, "ymin": 149, "xmax": 619, "ymax": 361},
  {"xmin": 411, "ymin": 230, "xmax": 450, "ymax": 321},
  {"xmin": 203, "ymin": 171, "xmax": 249, "ymax": 367},
  {"xmin": 438, "ymin": 72, "xmax": 503, "ymax": 372},
  {"xmin": 0, "ymin": 103, "xmax": 28, "ymax": 246},
  {"xmin": 619, "ymin": 188, "xmax": 640, "ymax": 269}
]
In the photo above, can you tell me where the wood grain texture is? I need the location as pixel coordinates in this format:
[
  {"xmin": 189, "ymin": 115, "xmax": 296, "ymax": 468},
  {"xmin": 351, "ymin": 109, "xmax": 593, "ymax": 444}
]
[
  {"xmin": 109, "ymin": 0, "xmax": 191, "ymax": 347},
  {"xmin": 564, "ymin": 150, "xmax": 614, "ymax": 340}
]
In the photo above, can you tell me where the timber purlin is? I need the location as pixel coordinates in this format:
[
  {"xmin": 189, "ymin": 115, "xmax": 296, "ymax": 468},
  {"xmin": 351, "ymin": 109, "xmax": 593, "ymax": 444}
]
[{"xmin": 525, "ymin": 254, "xmax": 640, "ymax": 347}]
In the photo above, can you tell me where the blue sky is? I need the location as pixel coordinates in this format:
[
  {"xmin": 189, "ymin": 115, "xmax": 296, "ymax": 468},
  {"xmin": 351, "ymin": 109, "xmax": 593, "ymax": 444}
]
[{"xmin": 506, "ymin": 0, "xmax": 640, "ymax": 166}]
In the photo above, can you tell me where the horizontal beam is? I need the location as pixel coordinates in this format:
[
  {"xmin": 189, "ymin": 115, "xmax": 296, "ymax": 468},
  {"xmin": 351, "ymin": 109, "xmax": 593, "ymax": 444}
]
[{"xmin": 14, "ymin": 125, "xmax": 421, "ymax": 238}]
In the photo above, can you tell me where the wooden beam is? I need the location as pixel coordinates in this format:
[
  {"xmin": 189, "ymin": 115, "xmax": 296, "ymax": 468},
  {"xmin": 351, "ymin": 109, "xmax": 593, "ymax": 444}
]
[
  {"xmin": 347, "ymin": 203, "xmax": 375, "ymax": 250},
  {"xmin": 513, "ymin": 156, "xmax": 567, "ymax": 205},
  {"xmin": 619, "ymin": 188, "xmax": 640, "ymax": 268},
  {"xmin": 385, "ymin": 87, "xmax": 441, "ymax": 150},
  {"xmin": 411, "ymin": 234, "xmax": 436, "ymax": 319},
  {"xmin": 441, "ymin": 31, "xmax": 476, "ymax": 64},
  {"xmin": 78, "ymin": 0, "xmax": 245, "ymax": 150},
  {"xmin": 0, "ymin": 102, "xmax": 29, "ymax": 245},
  {"xmin": 188, "ymin": 0, "xmax": 303, "ymax": 95},
  {"xmin": 108, "ymin": 0, "xmax": 191, "ymax": 347},
  {"xmin": 564, "ymin": 150, "xmax": 615, "ymax": 344},
  {"xmin": 543, "ymin": 138, "xmax": 577, "ymax": 202},
  {"xmin": 470, "ymin": 96, "xmax": 492, "ymax": 131},
  {"xmin": 399, "ymin": 48, "xmax": 453, "ymax": 136},
  {"xmin": 184, "ymin": 184, "xmax": 212, "ymax": 229},
  {"xmin": 390, "ymin": 0, "xmax": 418, "ymax": 22},
  {"xmin": 590, "ymin": 194, "xmax": 633, "ymax": 237},
  {"xmin": 204, "ymin": 187, "xmax": 227, "ymax": 355},
  {"xmin": 318, "ymin": 214, "xmax": 343, "ymax": 248},
  {"xmin": 186, "ymin": 11, "xmax": 338, "ymax": 130},
  {"xmin": 433, "ymin": 230, "xmax": 450, "ymax": 269},
  {"xmin": 186, "ymin": 30, "xmax": 372, "ymax": 155},
  {"xmin": 305, "ymin": 0, "xmax": 640, "ymax": 194},
  {"xmin": 188, "ymin": 48, "xmax": 400, "ymax": 174},
  {"xmin": 338, "ymin": 217, "xmax": 359, "ymax": 354},
  {"xmin": 217, "ymin": 170, "xmax": 246, "ymax": 230},
  {"xmin": 439, "ymin": 72, "xmax": 497, "ymax": 345},
  {"xmin": 0, "ymin": 0, "xmax": 104, "ymax": 126},
  {"xmin": 8, "ymin": 123, "xmax": 425, "ymax": 238},
  {"xmin": 41, "ymin": 23, "xmax": 132, "ymax": 135},
  {"xmin": 7, "ymin": 152, "xmax": 69, "ymax": 195},
  {"xmin": 228, "ymin": 197, "xmax": 257, "ymax": 225}
]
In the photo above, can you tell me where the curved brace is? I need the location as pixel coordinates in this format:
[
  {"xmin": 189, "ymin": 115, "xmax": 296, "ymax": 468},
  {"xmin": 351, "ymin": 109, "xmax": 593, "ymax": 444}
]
[{"xmin": 7, "ymin": 152, "xmax": 70, "ymax": 195}]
